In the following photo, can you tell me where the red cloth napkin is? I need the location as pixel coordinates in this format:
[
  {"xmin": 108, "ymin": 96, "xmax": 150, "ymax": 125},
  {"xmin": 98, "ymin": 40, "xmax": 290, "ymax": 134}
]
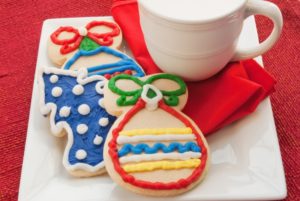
[{"xmin": 111, "ymin": 0, "xmax": 275, "ymax": 135}]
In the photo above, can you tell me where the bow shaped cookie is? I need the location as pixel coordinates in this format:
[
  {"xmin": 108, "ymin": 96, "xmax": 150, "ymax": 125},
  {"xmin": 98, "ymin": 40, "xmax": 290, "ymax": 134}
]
[{"xmin": 48, "ymin": 20, "xmax": 122, "ymax": 66}]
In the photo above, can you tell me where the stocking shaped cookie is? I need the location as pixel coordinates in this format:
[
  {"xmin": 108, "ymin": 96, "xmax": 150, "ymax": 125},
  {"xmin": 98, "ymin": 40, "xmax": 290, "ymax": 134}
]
[
  {"xmin": 103, "ymin": 74, "xmax": 209, "ymax": 196},
  {"xmin": 62, "ymin": 46, "xmax": 145, "ymax": 78},
  {"xmin": 48, "ymin": 19, "xmax": 122, "ymax": 66},
  {"xmin": 38, "ymin": 67, "xmax": 116, "ymax": 177}
]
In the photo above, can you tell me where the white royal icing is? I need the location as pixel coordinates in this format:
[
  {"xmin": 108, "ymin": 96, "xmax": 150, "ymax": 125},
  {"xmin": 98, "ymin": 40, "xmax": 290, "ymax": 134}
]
[
  {"xmin": 78, "ymin": 104, "xmax": 90, "ymax": 115},
  {"xmin": 76, "ymin": 149, "xmax": 87, "ymax": 160},
  {"xmin": 72, "ymin": 84, "xmax": 84, "ymax": 95},
  {"xmin": 59, "ymin": 106, "xmax": 71, "ymax": 117},
  {"xmin": 141, "ymin": 84, "xmax": 163, "ymax": 111},
  {"xmin": 98, "ymin": 98, "xmax": 105, "ymax": 108},
  {"xmin": 50, "ymin": 75, "xmax": 59, "ymax": 83},
  {"xmin": 117, "ymin": 134, "xmax": 196, "ymax": 145},
  {"xmin": 51, "ymin": 86, "xmax": 63, "ymax": 97},
  {"xmin": 99, "ymin": 117, "xmax": 109, "ymax": 127},
  {"xmin": 76, "ymin": 124, "xmax": 88, "ymax": 134},
  {"xmin": 78, "ymin": 27, "xmax": 88, "ymax": 36},
  {"xmin": 119, "ymin": 152, "xmax": 202, "ymax": 164},
  {"xmin": 93, "ymin": 135, "xmax": 103, "ymax": 145},
  {"xmin": 95, "ymin": 81, "xmax": 105, "ymax": 95}
]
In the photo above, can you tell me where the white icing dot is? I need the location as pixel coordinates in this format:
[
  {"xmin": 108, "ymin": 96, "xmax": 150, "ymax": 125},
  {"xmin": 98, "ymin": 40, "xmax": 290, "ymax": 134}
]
[
  {"xmin": 93, "ymin": 135, "xmax": 103, "ymax": 145},
  {"xmin": 78, "ymin": 27, "xmax": 88, "ymax": 36},
  {"xmin": 99, "ymin": 117, "xmax": 109, "ymax": 127},
  {"xmin": 50, "ymin": 75, "xmax": 59, "ymax": 83},
  {"xmin": 51, "ymin": 87, "xmax": 63, "ymax": 97},
  {"xmin": 59, "ymin": 106, "xmax": 71, "ymax": 117},
  {"xmin": 98, "ymin": 98, "xmax": 105, "ymax": 108},
  {"xmin": 72, "ymin": 84, "xmax": 84, "ymax": 95},
  {"xmin": 75, "ymin": 149, "xmax": 87, "ymax": 160},
  {"xmin": 77, "ymin": 124, "xmax": 88, "ymax": 134},
  {"xmin": 78, "ymin": 104, "xmax": 90, "ymax": 115}
]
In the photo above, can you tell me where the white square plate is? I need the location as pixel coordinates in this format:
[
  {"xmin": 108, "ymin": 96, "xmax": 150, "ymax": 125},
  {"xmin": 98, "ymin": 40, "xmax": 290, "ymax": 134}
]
[{"xmin": 18, "ymin": 16, "xmax": 286, "ymax": 201}]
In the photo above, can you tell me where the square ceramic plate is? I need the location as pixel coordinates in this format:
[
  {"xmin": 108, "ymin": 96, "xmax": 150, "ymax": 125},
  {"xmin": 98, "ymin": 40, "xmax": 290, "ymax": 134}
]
[{"xmin": 18, "ymin": 16, "xmax": 286, "ymax": 201}]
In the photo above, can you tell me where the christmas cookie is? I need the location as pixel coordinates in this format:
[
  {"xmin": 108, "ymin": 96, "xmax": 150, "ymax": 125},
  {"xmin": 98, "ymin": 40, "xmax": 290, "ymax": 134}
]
[
  {"xmin": 38, "ymin": 67, "xmax": 116, "ymax": 177},
  {"xmin": 103, "ymin": 74, "xmax": 209, "ymax": 196},
  {"xmin": 62, "ymin": 46, "xmax": 145, "ymax": 78},
  {"xmin": 48, "ymin": 19, "xmax": 122, "ymax": 66}
]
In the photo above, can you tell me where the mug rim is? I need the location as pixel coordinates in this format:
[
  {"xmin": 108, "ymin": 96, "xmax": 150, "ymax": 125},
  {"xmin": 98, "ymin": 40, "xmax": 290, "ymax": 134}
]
[
  {"xmin": 140, "ymin": 6, "xmax": 244, "ymax": 31},
  {"xmin": 144, "ymin": 35, "xmax": 234, "ymax": 59},
  {"xmin": 138, "ymin": 0, "xmax": 247, "ymax": 25}
]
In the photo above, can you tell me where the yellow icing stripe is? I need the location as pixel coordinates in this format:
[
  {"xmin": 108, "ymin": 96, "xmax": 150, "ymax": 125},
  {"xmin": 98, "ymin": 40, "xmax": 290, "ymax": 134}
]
[
  {"xmin": 119, "ymin": 127, "xmax": 192, "ymax": 136},
  {"xmin": 122, "ymin": 159, "xmax": 200, "ymax": 173}
]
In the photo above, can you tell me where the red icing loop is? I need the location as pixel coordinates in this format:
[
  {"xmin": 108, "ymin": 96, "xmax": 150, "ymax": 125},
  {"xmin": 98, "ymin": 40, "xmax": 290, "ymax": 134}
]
[
  {"xmin": 50, "ymin": 21, "xmax": 121, "ymax": 55},
  {"xmin": 108, "ymin": 99, "xmax": 208, "ymax": 190},
  {"xmin": 113, "ymin": 72, "xmax": 121, "ymax": 76},
  {"xmin": 104, "ymin": 70, "xmax": 134, "ymax": 80},
  {"xmin": 124, "ymin": 70, "xmax": 132, "ymax": 75},
  {"xmin": 104, "ymin": 74, "xmax": 112, "ymax": 79},
  {"xmin": 50, "ymin": 26, "xmax": 82, "ymax": 54},
  {"xmin": 86, "ymin": 21, "xmax": 121, "ymax": 46}
]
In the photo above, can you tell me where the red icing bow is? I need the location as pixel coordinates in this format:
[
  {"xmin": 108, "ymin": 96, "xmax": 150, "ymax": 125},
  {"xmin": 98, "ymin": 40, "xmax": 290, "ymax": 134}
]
[{"xmin": 50, "ymin": 21, "xmax": 121, "ymax": 54}]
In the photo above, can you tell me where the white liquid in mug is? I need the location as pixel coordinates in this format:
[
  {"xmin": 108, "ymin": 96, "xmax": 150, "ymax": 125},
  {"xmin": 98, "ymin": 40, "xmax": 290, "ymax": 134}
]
[{"xmin": 139, "ymin": 0, "xmax": 245, "ymax": 22}]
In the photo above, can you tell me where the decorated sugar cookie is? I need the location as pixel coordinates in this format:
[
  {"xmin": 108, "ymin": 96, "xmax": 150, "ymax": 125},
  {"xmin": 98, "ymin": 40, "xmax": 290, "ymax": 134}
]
[
  {"xmin": 38, "ymin": 67, "xmax": 116, "ymax": 177},
  {"xmin": 103, "ymin": 74, "xmax": 209, "ymax": 196},
  {"xmin": 48, "ymin": 19, "xmax": 122, "ymax": 66},
  {"xmin": 62, "ymin": 46, "xmax": 145, "ymax": 78}
]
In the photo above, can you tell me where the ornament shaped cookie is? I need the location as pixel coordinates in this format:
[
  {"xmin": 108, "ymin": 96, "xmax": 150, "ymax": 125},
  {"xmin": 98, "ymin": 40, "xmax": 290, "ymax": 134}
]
[
  {"xmin": 103, "ymin": 74, "xmax": 209, "ymax": 196},
  {"xmin": 48, "ymin": 19, "xmax": 122, "ymax": 66},
  {"xmin": 62, "ymin": 46, "xmax": 145, "ymax": 78},
  {"xmin": 38, "ymin": 67, "xmax": 116, "ymax": 177}
]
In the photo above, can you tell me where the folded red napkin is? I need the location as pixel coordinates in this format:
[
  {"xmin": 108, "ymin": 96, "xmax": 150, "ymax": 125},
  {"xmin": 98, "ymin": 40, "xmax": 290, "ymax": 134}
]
[{"xmin": 111, "ymin": 0, "xmax": 275, "ymax": 135}]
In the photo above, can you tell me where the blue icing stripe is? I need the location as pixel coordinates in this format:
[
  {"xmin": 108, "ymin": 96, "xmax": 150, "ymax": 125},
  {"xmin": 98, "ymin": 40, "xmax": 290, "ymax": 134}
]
[
  {"xmin": 63, "ymin": 46, "xmax": 145, "ymax": 77},
  {"xmin": 43, "ymin": 72, "xmax": 116, "ymax": 167},
  {"xmin": 118, "ymin": 142, "xmax": 201, "ymax": 157}
]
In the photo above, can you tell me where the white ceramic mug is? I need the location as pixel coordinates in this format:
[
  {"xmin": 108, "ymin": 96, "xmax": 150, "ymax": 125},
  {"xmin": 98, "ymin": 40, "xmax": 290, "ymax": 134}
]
[{"xmin": 138, "ymin": 0, "xmax": 283, "ymax": 81}]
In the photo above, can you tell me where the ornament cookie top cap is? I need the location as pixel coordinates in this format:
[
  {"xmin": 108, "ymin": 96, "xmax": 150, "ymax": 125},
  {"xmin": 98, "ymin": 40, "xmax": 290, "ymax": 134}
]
[
  {"xmin": 48, "ymin": 19, "xmax": 122, "ymax": 66},
  {"xmin": 103, "ymin": 74, "xmax": 188, "ymax": 116}
]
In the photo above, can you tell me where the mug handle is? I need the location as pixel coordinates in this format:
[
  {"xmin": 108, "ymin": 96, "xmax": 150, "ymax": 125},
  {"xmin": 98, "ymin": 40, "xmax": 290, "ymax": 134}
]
[{"xmin": 231, "ymin": 0, "xmax": 283, "ymax": 61}]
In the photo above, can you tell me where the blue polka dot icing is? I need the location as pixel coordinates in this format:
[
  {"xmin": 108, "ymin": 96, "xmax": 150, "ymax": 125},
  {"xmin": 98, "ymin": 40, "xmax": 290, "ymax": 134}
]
[
  {"xmin": 99, "ymin": 117, "xmax": 109, "ymax": 127},
  {"xmin": 77, "ymin": 124, "xmax": 88, "ymax": 134},
  {"xmin": 39, "ymin": 67, "xmax": 116, "ymax": 173},
  {"xmin": 93, "ymin": 135, "xmax": 103, "ymax": 145},
  {"xmin": 98, "ymin": 98, "xmax": 105, "ymax": 108},
  {"xmin": 50, "ymin": 75, "xmax": 59, "ymax": 83},
  {"xmin": 51, "ymin": 86, "xmax": 63, "ymax": 97},
  {"xmin": 78, "ymin": 104, "xmax": 90, "ymax": 115},
  {"xmin": 59, "ymin": 106, "xmax": 71, "ymax": 117},
  {"xmin": 72, "ymin": 84, "xmax": 84, "ymax": 95}
]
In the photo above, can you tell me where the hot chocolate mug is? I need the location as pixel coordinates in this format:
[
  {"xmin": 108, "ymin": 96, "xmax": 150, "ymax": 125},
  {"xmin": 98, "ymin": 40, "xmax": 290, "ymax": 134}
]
[{"xmin": 139, "ymin": 0, "xmax": 283, "ymax": 81}]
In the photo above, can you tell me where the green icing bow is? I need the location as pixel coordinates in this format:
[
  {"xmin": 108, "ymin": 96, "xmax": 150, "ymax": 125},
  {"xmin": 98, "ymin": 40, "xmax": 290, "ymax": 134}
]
[{"xmin": 108, "ymin": 74, "xmax": 187, "ymax": 107}]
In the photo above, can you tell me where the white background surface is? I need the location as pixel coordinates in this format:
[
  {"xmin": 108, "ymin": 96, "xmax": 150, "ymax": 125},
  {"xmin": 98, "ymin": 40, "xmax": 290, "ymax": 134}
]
[{"xmin": 18, "ymin": 16, "xmax": 286, "ymax": 201}]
